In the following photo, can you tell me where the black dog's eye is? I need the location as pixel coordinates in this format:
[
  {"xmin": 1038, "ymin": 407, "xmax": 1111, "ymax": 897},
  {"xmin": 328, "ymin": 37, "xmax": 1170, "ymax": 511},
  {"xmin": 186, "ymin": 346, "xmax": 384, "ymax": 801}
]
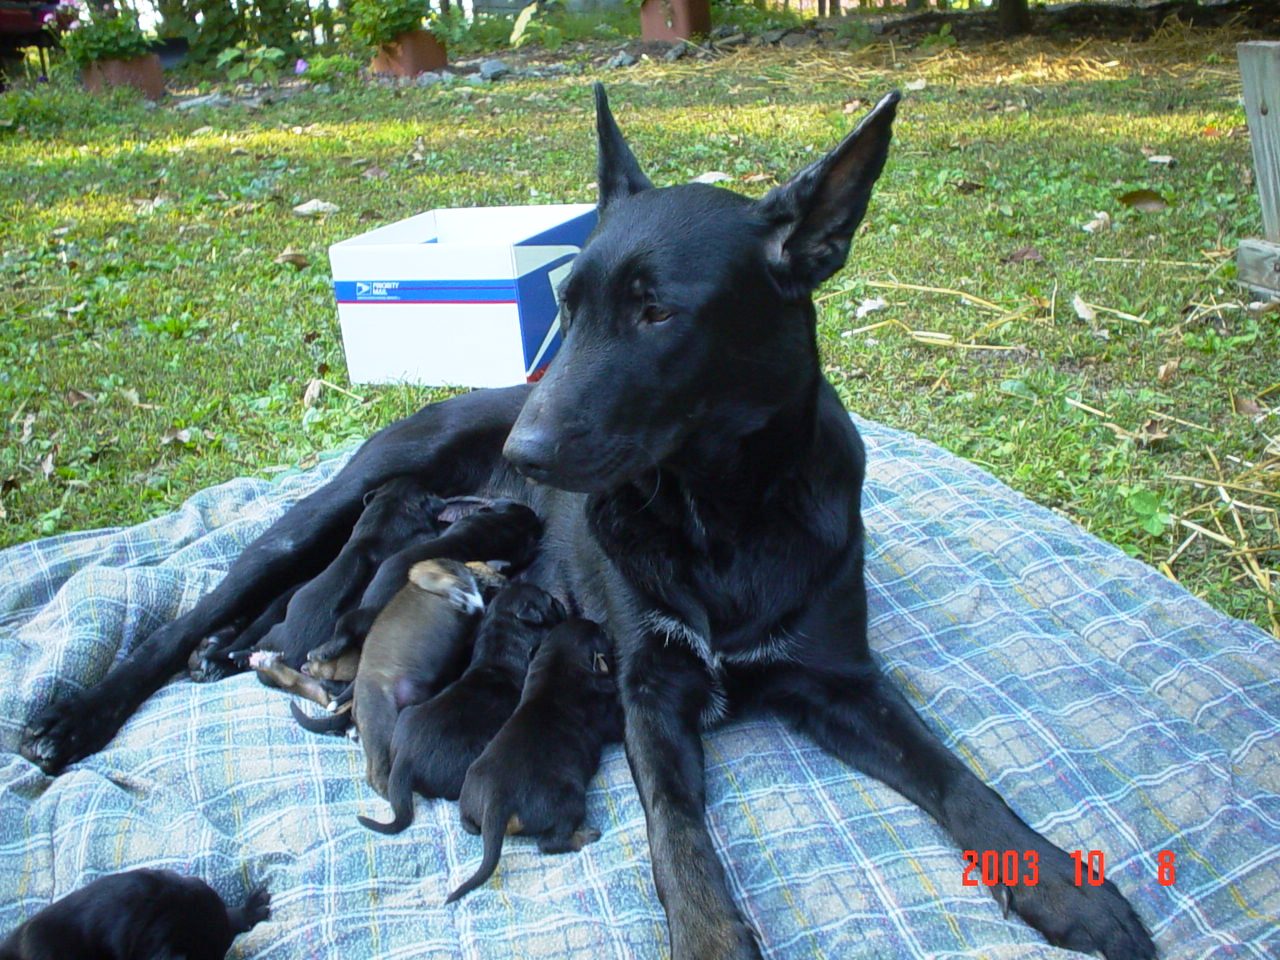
[{"xmin": 641, "ymin": 303, "xmax": 673, "ymax": 326}]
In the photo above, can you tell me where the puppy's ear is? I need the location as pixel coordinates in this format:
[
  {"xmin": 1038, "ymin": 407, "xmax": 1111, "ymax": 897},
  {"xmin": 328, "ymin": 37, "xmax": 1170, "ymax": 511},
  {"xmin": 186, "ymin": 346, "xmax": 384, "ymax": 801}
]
[
  {"xmin": 595, "ymin": 83, "xmax": 652, "ymax": 211},
  {"xmin": 754, "ymin": 91, "xmax": 900, "ymax": 299}
]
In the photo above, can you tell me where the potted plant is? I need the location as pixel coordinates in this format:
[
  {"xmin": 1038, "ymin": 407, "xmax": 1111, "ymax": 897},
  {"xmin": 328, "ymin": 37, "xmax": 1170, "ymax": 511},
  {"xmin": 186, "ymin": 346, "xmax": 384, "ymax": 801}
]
[
  {"xmin": 639, "ymin": 0, "xmax": 710, "ymax": 43},
  {"xmin": 54, "ymin": 1, "xmax": 164, "ymax": 100},
  {"xmin": 349, "ymin": 0, "xmax": 446, "ymax": 78}
]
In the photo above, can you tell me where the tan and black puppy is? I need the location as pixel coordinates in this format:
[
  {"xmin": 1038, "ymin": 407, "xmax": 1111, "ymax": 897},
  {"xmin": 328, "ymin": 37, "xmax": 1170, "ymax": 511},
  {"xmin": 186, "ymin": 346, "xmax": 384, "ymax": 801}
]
[
  {"xmin": 0, "ymin": 869, "xmax": 269, "ymax": 960},
  {"xmin": 447, "ymin": 618, "xmax": 624, "ymax": 903},
  {"xmin": 293, "ymin": 558, "xmax": 491, "ymax": 796},
  {"xmin": 358, "ymin": 583, "xmax": 565, "ymax": 834}
]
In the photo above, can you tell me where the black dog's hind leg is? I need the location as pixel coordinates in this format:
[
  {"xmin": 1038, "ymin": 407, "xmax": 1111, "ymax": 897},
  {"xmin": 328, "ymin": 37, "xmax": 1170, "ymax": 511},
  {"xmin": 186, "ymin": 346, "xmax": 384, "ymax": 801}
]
[
  {"xmin": 763, "ymin": 657, "xmax": 1156, "ymax": 960},
  {"xmin": 621, "ymin": 636, "xmax": 762, "ymax": 960},
  {"xmin": 20, "ymin": 385, "xmax": 530, "ymax": 774}
]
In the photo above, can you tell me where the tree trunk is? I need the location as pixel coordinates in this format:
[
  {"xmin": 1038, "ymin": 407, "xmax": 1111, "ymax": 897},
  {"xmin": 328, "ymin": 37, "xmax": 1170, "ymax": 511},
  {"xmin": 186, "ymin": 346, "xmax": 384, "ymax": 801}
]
[{"xmin": 998, "ymin": 0, "xmax": 1031, "ymax": 34}]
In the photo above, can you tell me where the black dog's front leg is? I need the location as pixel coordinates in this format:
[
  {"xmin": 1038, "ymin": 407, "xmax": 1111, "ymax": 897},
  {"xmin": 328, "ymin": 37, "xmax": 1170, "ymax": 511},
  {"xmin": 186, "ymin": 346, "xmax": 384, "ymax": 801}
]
[
  {"xmin": 621, "ymin": 636, "xmax": 762, "ymax": 960},
  {"xmin": 764, "ymin": 657, "xmax": 1156, "ymax": 960}
]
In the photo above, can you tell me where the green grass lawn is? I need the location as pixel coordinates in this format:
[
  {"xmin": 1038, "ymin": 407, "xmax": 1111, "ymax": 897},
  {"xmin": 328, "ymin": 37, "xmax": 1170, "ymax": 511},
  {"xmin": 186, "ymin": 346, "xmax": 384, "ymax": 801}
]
[{"xmin": 2, "ymin": 27, "xmax": 1277, "ymax": 636}]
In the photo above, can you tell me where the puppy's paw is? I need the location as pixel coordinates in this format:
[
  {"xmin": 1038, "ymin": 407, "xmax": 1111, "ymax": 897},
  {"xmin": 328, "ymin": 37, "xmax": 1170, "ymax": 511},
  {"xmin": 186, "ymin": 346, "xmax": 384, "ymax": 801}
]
[
  {"xmin": 996, "ymin": 848, "xmax": 1155, "ymax": 960},
  {"xmin": 243, "ymin": 884, "xmax": 272, "ymax": 925},
  {"xmin": 20, "ymin": 694, "xmax": 114, "ymax": 775},
  {"xmin": 570, "ymin": 827, "xmax": 601, "ymax": 851}
]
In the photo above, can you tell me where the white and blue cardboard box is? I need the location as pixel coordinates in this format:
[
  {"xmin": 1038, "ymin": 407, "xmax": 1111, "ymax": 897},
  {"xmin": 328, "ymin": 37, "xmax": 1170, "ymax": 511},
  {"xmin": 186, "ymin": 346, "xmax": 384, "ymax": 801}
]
[{"xmin": 329, "ymin": 203, "xmax": 597, "ymax": 387}]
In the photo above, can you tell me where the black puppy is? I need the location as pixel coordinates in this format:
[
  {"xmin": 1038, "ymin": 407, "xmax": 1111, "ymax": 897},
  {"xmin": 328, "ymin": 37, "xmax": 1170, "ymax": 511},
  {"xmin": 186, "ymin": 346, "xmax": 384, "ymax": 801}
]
[
  {"xmin": 0, "ymin": 869, "xmax": 269, "ymax": 960},
  {"xmin": 191, "ymin": 476, "xmax": 446, "ymax": 678},
  {"xmin": 26, "ymin": 88, "xmax": 1157, "ymax": 960},
  {"xmin": 358, "ymin": 583, "xmax": 565, "ymax": 833},
  {"xmin": 447, "ymin": 619, "xmax": 622, "ymax": 903}
]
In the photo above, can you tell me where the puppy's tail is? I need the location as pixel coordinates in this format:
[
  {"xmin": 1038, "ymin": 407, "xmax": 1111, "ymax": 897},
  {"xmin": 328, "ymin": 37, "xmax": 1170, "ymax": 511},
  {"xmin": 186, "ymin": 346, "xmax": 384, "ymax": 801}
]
[
  {"xmin": 290, "ymin": 700, "xmax": 350, "ymax": 734},
  {"xmin": 445, "ymin": 800, "xmax": 510, "ymax": 903},
  {"xmin": 357, "ymin": 755, "xmax": 415, "ymax": 835}
]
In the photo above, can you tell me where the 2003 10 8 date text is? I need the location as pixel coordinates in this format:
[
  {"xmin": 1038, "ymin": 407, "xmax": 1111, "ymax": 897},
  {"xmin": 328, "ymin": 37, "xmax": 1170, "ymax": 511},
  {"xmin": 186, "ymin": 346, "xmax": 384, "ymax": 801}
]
[{"xmin": 962, "ymin": 849, "xmax": 1178, "ymax": 887}]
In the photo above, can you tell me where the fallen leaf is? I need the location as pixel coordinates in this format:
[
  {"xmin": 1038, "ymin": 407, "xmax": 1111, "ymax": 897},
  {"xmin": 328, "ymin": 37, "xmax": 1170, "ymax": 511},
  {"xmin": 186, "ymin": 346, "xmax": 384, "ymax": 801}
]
[
  {"xmin": 741, "ymin": 172, "xmax": 771, "ymax": 184},
  {"xmin": 952, "ymin": 179, "xmax": 984, "ymax": 193},
  {"xmin": 1136, "ymin": 418, "xmax": 1169, "ymax": 448},
  {"xmin": 905, "ymin": 78, "xmax": 927, "ymax": 92},
  {"xmin": 1, "ymin": 475, "xmax": 17, "ymax": 494},
  {"xmin": 691, "ymin": 171, "xmax": 732, "ymax": 184},
  {"xmin": 1232, "ymin": 392, "xmax": 1263, "ymax": 416},
  {"xmin": 40, "ymin": 451, "xmax": 55, "ymax": 479},
  {"xmin": 160, "ymin": 427, "xmax": 201, "ymax": 446},
  {"xmin": 1118, "ymin": 189, "xmax": 1169, "ymax": 212},
  {"xmin": 842, "ymin": 97, "xmax": 867, "ymax": 114},
  {"xmin": 316, "ymin": 361, "xmax": 329, "ymax": 377},
  {"xmin": 1072, "ymin": 294, "xmax": 1096, "ymax": 323},
  {"xmin": 19, "ymin": 413, "xmax": 35, "ymax": 445},
  {"xmin": 1246, "ymin": 300, "xmax": 1279, "ymax": 317},
  {"xmin": 192, "ymin": 125, "xmax": 214, "ymax": 136},
  {"xmin": 361, "ymin": 165, "xmax": 389, "ymax": 181},
  {"xmin": 1156, "ymin": 359, "xmax": 1179, "ymax": 384},
  {"xmin": 64, "ymin": 389, "xmax": 94, "ymax": 407},
  {"xmin": 293, "ymin": 198, "xmax": 340, "ymax": 217},
  {"xmin": 1147, "ymin": 154, "xmax": 1175, "ymax": 166},
  {"xmin": 855, "ymin": 297, "xmax": 887, "ymax": 320},
  {"xmin": 302, "ymin": 378, "xmax": 323, "ymax": 409},
  {"xmin": 1082, "ymin": 211, "xmax": 1111, "ymax": 233},
  {"xmin": 1002, "ymin": 245, "xmax": 1044, "ymax": 264},
  {"xmin": 302, "ymin": 330, "xmax": 321, "ymax": 344},
  {"xmin": 274, "ymin": 246, "xmax": 309, "ymax": 269}
]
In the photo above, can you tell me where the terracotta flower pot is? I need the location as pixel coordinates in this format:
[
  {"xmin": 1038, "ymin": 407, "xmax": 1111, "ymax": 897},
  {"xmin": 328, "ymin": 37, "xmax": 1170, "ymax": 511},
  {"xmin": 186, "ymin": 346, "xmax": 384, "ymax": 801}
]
[
  {"xmin": 369, "ymin": 29, "xmax": 447, "ymax": 77},
  {"xmin": 640, "ymin": 0, "xmax": 711, "ymax": 42},
  {"xmin": 82, "ymin": 53, "xmax": 165, "ymax": 101}
]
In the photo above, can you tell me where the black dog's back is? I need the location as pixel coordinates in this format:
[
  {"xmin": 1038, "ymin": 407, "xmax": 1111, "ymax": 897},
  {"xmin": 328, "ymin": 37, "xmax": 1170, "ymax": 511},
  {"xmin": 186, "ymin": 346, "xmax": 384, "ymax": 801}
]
[
  {"xmin": 358, "ymin": 582, "xmax": 566, "ymax": 833},
  {"xmin": 0, "ymin": 869, "xmax": 269, "ymax": 960}
]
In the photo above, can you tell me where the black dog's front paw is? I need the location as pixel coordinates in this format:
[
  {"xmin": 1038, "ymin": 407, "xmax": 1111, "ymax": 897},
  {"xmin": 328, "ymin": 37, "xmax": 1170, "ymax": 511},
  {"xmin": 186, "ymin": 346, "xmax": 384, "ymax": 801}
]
[
  {"xmin": 994, "ymin": 849, "xmax": 1155, "ymax": 960},
  {"xmin": 20, "ymin": 694, "xmax": 114, "ymax": 775},
  {"xmin": 242, "ymin": 884, "xmax": 272, "ymax": 927}
]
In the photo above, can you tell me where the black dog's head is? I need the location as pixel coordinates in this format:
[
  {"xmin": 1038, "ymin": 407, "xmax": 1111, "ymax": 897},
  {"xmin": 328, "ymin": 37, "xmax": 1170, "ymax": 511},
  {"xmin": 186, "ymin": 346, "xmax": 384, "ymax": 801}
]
[{"xmin": 504, "ymin": 84, "xmax": 900, "ymax": 493}]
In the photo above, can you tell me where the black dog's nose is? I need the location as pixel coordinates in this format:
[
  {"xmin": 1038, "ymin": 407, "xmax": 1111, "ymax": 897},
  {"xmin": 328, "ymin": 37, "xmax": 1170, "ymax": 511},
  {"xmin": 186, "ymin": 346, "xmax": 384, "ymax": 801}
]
[{"xmin": 503, "ymin": 427, "xmax": 557, "ymax": 481}]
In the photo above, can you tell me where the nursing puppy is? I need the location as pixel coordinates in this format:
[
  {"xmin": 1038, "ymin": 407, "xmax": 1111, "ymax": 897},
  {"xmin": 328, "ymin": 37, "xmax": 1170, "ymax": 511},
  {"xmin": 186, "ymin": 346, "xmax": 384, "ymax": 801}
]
[
  {"xmin": 296, "ymin": 559, "xmax": 491, "ymax": 795},
  {"xmin": 447, "ymin": 619, "xmax": 623, "ymax": 903},
  {"xmin": 206, "ymin": 477, "xmax": 446, "ymax": 676},
  {"xmin": 358, "ymin": 582, "xmax": 565, "ymax": 833},
  {"xmin": 0, "ymin": 869, "xmax": 269, "ymax": 960}
]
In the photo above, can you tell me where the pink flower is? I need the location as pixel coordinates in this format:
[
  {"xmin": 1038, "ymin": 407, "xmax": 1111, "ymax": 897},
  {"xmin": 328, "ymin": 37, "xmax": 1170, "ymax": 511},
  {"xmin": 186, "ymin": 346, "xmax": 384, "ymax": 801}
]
[
  {"xmin": 41, "ymin": 11, "xmax": 55, "ymax": 23},
  {"xmin": 294, "ymin": 58, "xmax": 308, "ymax": 75},
  {"xmin": 66, "ymin": 18, "xmax": 80, "ymax": 29}
]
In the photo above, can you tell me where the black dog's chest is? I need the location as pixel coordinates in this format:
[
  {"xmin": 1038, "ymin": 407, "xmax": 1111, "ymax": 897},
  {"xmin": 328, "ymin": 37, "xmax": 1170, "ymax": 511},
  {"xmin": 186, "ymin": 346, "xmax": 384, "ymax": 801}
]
[{"xmin": 587, "ymin": 480, "xmax": 837, "ymax": 665}]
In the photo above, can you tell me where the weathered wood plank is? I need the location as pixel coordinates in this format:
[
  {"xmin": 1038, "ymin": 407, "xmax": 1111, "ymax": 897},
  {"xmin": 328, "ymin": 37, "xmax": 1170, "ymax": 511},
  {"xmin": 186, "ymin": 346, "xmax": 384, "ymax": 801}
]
[
  {"xmin": 1238, "ymin": 42, "xmax": 1280, "ymax": 242},
  {"xmin": 1238, "ymin": 237, "xmax": 1280, "ymax": 299}
]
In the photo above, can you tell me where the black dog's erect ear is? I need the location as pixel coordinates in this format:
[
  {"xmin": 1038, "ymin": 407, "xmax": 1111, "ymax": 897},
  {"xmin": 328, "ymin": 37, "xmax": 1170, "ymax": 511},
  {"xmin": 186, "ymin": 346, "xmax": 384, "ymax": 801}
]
[
  {"xmin": 594, "ymin": 83, "xmax": 652, "ymax": 211},
  {"xmin": 755, "ymin": 90, "xmax": 900, "ymax": 299}
]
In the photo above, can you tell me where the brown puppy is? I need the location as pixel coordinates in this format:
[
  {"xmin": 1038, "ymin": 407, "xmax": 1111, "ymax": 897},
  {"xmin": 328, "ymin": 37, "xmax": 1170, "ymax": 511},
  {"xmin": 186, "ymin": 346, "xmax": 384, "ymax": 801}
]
[
  {"xmin": 447, "ymin": 619, "xmax": 623, "ymax": 902},
  {"xmin": 294, "ymin": 558, "xmax": 489, "ymax": 796},
  {"xmin": 358, "ymin": 582, "xmax": 565, "ymax": 834}
]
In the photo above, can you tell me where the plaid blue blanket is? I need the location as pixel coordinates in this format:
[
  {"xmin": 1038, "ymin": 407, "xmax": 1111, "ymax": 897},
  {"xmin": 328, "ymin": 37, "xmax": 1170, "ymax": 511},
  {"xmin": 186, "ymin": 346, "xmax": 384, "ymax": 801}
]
[{"xmin": 1, "ymin": 416, "xmax": 1277, "ymax": 958}]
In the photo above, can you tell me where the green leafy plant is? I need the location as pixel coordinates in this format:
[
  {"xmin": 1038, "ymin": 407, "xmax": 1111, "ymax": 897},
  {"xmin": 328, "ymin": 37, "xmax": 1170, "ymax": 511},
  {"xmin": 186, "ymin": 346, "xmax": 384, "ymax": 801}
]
[
  {"xmin": 215, "ymin": 42, "xmax": 287, "ymax": 83},
  {"xmin": 299, "ymin": 53, "xmax": 360, "ymax": 85},
  {"xmin": 55, "ymin": 3, "xmax": 152, "ymax": 68},
  {"xmin": 921, "ymin": 22, "xmax": 956, "ymax": 48},
  {"xmin": 348, "ymin": 0, "xmax": 431, "ymax": 49},
  {"xmin": 1124, "ymin": 487, "xmax": 1174, "ymax": 537}
]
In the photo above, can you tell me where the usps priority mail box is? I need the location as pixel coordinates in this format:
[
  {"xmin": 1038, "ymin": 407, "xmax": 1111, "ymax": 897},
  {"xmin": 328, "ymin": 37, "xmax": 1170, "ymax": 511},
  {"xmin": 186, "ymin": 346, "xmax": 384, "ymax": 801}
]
[{"xmin": 329, "ymin": 203, "xmax": 597, "ymax": 387}]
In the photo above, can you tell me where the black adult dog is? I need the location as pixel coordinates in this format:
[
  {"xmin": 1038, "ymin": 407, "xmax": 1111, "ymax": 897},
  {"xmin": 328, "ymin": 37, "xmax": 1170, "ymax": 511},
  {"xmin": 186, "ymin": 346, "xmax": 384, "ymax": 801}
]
[
  {"xmin": 0, "ymin": 869, "xmax": 269, "ymax": 960},
  {"xmin": 22, "ymin": 86, "xmax": 1155, "ymax": 960}
]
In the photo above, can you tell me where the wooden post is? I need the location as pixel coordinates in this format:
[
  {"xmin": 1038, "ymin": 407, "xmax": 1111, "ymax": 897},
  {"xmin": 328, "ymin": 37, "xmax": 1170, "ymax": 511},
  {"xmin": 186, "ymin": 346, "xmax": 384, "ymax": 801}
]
[{"xmin": 1237, "ymin": 42, "xmax": 1280, "ymax": 300}]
